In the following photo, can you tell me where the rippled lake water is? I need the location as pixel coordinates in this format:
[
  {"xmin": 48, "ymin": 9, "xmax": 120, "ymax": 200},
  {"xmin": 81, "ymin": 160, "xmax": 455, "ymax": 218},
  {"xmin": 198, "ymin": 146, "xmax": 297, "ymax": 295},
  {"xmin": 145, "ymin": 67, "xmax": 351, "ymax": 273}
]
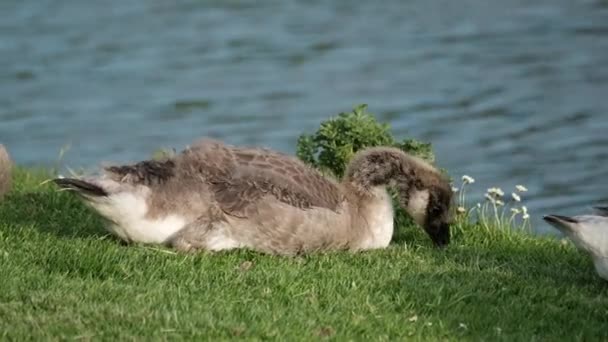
[{"xmin": 2, "ymin": 0, "xmax": 608, "ymax": 232}]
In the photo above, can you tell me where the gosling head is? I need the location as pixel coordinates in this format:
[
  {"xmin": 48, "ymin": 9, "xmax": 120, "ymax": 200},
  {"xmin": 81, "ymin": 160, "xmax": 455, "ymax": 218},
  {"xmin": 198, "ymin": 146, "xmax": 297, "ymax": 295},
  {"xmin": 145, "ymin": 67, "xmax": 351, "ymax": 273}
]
[
  {"xmin": 543, "ymin": 214, "xmax": 608, "ymax": 257},
  {"xmin": 398, "ymin": 181, "xmax": 453, "ymax": 247},
  {"xmin": 412, "ymin": 185, "xmax": 453, "ymax": 247},
  {"xmin": 345, "ymin": 146, "xmax": 454, "ymax": 247}
]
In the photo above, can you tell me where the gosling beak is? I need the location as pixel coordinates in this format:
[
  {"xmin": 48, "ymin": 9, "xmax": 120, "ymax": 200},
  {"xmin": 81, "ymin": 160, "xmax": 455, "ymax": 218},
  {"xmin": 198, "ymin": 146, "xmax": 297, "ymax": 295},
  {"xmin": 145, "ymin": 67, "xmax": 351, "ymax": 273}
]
[
  {"xmin": 433, "ymin": 240, "xmax": 448, "ymax": 249},
  {"xmin": 543, "ymin": 214, "xmax": 579, "ymax": 232}
]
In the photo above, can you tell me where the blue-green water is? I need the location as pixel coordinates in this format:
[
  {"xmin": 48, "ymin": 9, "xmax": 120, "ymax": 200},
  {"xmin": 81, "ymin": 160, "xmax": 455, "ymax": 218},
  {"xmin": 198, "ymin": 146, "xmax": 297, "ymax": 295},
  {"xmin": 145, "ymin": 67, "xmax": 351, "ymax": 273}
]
[{"xmin": 2, "ymin": 0, "xmax": 608, "ymax": 231}]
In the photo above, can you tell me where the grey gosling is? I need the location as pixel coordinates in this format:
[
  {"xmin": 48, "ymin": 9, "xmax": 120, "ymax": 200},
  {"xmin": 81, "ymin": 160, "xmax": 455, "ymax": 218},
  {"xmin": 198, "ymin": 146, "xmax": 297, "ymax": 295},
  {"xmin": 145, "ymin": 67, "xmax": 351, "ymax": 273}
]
[
  {"xmin": 0, "ymin": 144, "xmax": 11, "ymax": 200},
  {"xmin": 544, "ymin": 210, "xmax": 608, "ymax": 281},
  {"xmin": 53, "ymin": 138, "xmax": 453, "ymax": 255}
]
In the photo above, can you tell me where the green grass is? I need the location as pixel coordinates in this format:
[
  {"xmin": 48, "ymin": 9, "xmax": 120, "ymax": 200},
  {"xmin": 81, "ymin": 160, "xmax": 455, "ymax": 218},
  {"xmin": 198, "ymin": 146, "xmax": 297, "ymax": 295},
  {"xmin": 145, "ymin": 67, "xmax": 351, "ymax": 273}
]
[{"xmin": 1, "ymin": 168, "xmax": 607, "ymax": 341}]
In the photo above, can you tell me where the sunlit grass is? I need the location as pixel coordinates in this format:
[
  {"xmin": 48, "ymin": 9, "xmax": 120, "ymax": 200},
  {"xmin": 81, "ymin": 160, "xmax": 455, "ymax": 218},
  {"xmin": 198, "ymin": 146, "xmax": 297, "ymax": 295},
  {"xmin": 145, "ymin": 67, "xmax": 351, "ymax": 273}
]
[{"xmin": 1, "ymin": 168, "xmax": 607, "ymax": 340}]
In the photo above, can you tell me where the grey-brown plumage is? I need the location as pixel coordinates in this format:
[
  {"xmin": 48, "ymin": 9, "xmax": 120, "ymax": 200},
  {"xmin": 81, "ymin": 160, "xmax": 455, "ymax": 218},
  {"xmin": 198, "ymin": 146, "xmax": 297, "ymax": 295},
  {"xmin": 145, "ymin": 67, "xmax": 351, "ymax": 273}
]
[
  {"xmin": 53, "ymin": 138, "xmax": 453, "ymax": 255},
  {"xmin": 0, "ymin": 144, "xmax": 12, "ymax": 200}
]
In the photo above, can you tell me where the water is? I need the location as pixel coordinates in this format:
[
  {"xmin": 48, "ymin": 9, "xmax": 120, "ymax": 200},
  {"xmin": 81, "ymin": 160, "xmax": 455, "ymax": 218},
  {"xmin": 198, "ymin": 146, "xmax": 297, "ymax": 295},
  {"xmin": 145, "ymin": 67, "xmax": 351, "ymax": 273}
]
[{"xmin": 2, "ymin": 0, "xmax": 608, "ymax": 232}]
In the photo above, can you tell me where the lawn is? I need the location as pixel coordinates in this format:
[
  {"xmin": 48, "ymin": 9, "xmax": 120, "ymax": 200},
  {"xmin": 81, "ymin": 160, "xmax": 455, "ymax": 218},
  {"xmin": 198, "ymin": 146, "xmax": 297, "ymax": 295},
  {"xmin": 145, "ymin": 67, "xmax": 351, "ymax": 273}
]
[{"xmin": 0, "ymin": 168, "xmax": 607, "ymax": 341}]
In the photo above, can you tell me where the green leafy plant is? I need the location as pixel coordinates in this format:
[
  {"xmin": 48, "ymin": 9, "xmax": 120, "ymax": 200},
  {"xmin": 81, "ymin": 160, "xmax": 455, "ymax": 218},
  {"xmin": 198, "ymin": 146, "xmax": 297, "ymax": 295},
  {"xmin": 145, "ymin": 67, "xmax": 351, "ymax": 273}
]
[
  {"xmin": 297, "ymin": 104, "xmax": 434, "ymax": 177},
  {"xmin": 296, "ymin": 104, "xmax": 437, "ymax": 242}
]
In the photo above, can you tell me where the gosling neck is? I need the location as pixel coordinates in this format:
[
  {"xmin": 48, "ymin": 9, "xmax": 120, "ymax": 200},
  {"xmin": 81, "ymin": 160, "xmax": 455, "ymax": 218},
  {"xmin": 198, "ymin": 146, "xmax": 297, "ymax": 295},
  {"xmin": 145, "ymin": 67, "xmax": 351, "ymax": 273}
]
[{"xmin": 343, "ymin": 147, "xmax": 412, "ymax": 194}]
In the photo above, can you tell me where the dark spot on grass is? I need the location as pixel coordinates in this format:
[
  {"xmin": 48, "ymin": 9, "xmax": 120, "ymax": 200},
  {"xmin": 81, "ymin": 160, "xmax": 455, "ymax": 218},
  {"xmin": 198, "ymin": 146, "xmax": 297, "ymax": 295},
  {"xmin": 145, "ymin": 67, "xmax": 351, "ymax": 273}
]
[
  {"xmin": 315, "ymin": 326, "xmax": 335, "ymax": 338},
  {"xmin": 238, "ymin": 260, "xmax": 253, "ymax": 272}
]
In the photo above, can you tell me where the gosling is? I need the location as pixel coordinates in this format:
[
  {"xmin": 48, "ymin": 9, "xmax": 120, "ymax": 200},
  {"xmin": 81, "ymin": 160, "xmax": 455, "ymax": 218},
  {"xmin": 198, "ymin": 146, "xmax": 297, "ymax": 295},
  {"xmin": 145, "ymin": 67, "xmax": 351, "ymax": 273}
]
[
  {"xmin": 544, "ymin": 213, "xmax": 608, "ymax": 281},
  {"xmin": 54, "ymin": 138, "xmax": 453, "ymax": 255}
]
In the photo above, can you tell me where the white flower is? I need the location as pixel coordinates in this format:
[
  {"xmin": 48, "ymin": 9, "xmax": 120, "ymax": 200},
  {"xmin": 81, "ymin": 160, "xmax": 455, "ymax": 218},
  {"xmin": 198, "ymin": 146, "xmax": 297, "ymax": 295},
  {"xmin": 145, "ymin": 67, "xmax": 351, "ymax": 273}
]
[
  {"xmin": 476, "ymin": 203, "xmax": 481, "ymax": 208},
  {"xmin": 457, "ymin": 206, "xmax": 466, "ymax": 214},
  {"xmin": 511, "ymin": 193, "xmax": 521, "ymax": 202},
  {"xmin": 487, "ymin": 187, "xmax": 504, "ymax": 197},
  {"xmin": 522, "ymin": 206, "xmax": 530, "ymax": 219},
  {"xmin": 462, "ymin": 175, "xmax": 475, "ymax": 184},
  {"xmin": 510, "ymin": 208, "xmax": 521, "ymax": 214},
  {"xmin": 516, "ymin": 185, "xmax": 528, "ymax": 192},
  {"xmin": 495, "ymin": 200, "xmax": 505, "ymax": 206},
  {"xmin": 484, "ymin": 194, "xmax": 496, "ymax": 203},
  {"xmin": 452, "ymin": 186, "xmax": 459, "ymax": 193}
]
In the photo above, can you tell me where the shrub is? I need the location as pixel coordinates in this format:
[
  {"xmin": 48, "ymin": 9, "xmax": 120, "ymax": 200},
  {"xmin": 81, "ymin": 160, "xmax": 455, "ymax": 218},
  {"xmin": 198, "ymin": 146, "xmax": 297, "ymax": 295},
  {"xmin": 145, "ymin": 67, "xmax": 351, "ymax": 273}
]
[
  {"xmin": 296, "ymin": 104, "xmax": 434, "ymax": 177},
  {"xmin": 296, "ymin": 104, "xmax": 438, "ymax": 242}
]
